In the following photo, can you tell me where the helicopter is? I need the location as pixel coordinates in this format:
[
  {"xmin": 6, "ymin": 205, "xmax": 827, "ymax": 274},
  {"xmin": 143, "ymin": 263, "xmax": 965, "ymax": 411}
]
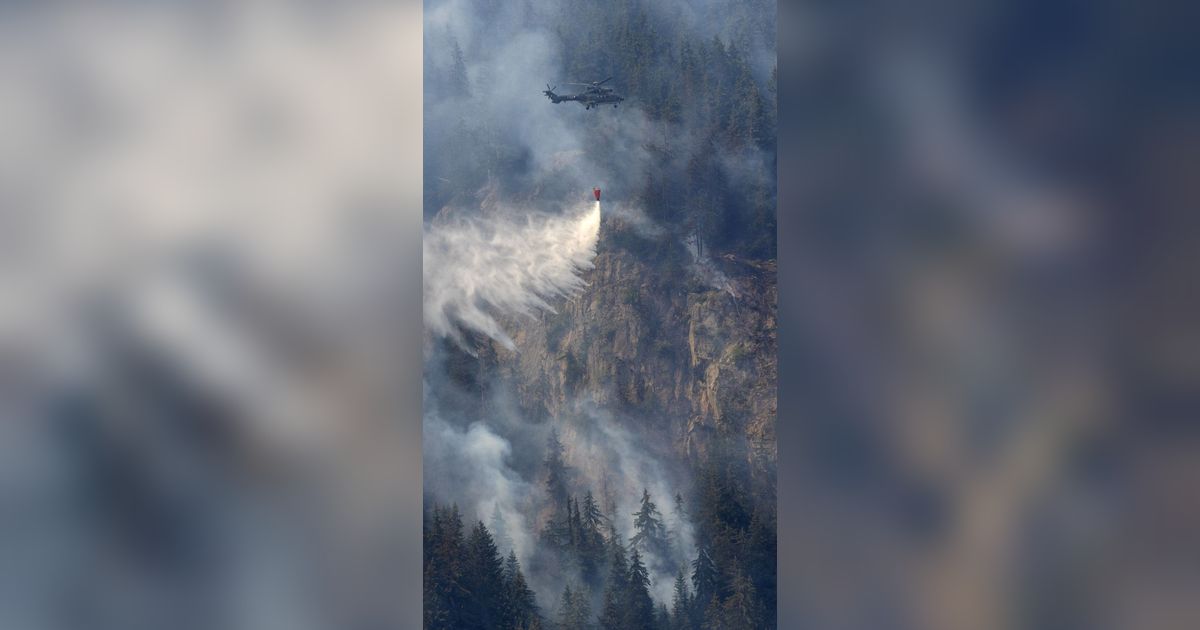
[{"xmin": 543, "ymin": 77, "xmax": 625, "ymax": 110}]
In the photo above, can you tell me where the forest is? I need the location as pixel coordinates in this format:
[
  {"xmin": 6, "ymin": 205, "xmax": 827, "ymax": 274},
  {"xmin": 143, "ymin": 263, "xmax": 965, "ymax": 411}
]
[{"xmin": 424, "ymin": 431, "xmax": 775, "ymax": 629}]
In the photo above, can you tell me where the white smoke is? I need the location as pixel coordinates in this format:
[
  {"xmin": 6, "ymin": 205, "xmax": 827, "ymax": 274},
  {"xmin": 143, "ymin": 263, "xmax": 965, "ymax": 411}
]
[
  {"xmin": 683, "ymin": 234, "xmax": 739, "ymax": 299},
  {"xmin": 606, "ymin": 203, "xmax": 666, "ymax": 239},
  {"xmin": 422, "ymin": 401, "xmax": 537, "ymax": 564},
  {"xmin": 423, "ymin": 202, "xmax": 601, "ymax": 349},
  {"xmin": 422, "ymin": 391, "xmax": 697, "ymax": 608},
  {"xmin": 568, "ymin": 402, "xmax": 697, "ymax": 605}
]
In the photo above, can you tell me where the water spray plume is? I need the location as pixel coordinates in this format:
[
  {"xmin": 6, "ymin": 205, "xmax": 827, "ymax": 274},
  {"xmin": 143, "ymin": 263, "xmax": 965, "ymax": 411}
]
[{"xmin": 424, "ymin": 202, "xmax": 601, "ymax": 349}]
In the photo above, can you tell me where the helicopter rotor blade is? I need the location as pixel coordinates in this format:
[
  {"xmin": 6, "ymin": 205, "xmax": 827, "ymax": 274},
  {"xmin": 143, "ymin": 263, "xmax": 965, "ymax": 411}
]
[{"xmin": 597, "ymin": 76, "xmax": 612, "ymax": 85}]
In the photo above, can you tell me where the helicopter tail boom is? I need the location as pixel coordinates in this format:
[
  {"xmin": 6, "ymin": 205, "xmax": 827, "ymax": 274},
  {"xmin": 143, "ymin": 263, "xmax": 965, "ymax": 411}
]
[{"xmin": 543, "ymin": 84, "xmax": 565, "ymax": 103}]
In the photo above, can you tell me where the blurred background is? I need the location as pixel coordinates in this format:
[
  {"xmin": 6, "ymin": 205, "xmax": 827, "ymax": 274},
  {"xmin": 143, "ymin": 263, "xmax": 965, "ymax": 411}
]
[
  {"xmin": 1, "ymin": 0, "xmax": 1197, "ymax": 629},
  {"xmin": 778, "ymin": 0, "xmax": 1199, "ymax": 628},
  {"xmin": 0, "ymin": 2, "xmax": 423, "ymax": 629}
]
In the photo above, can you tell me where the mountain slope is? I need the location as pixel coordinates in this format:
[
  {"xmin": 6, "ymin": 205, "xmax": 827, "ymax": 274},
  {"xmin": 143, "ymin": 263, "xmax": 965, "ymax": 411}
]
[{"xmin": 480, "ymin": 220, "xmax": 777, "ymax": 496}]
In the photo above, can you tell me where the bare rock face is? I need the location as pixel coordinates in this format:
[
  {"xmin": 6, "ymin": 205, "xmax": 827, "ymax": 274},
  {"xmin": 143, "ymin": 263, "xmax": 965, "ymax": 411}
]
[{"xmin": 484, "ymin": 236, "xmax": 777, "ymax": 485}]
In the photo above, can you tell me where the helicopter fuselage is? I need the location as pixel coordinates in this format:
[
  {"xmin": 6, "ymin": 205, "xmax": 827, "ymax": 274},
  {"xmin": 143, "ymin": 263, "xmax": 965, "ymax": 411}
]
[{"xmin": 543, "ymin": 79, "xmax": 625, "ymax": 109}]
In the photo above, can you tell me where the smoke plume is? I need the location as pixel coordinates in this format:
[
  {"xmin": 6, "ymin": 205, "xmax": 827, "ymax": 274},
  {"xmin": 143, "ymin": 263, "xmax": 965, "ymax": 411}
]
[
  {"xmin": 422, "ymin": 390, "xmax": 696, "ymax": 608},
  {"xmin": 683, "ymin": 234, "xmax": 739, "ymax": 299}
]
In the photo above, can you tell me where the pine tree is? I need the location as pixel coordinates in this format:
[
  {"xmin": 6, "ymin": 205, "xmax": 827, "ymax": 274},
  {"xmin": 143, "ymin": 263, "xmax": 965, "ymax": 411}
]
[
  {"xmin": 558, "ymin": 584, "xmax": 576, "ymax": 629},
  {"xmin": 579, "ymin": 491, "xmax": 607, "ymax": 583},
  {"xmin": 425, "ymin": 504, "xmax": 470, "ymax": 630},
  {"xmin": 581, "ymin": 491, "xmax": 606, "ymax": 537},
  {"xmin": 630, "ymin": 489, "xmax": 669, "ymax": 563},
  {"xmin": 558, "ymin": 582, "xmax": 593, "ymax": 630},
  {"xmin": 575, "ymin": 589, "xmax": 594, "ymax": 630},
  {"xmin": 599, "ymin": 536, "xmax": 629, "ymax": 630},
  {"xmin": 464, "ymin": 520, "xmax": 506, "ymax": 629},
  {"xmin": 671, "ymin": 568, "xmax": 692, "ymax": 630},
  {"xmin": 694, "ymin": 456, "xmax": 750, "ymax": 594},
  {"xmin": 655, "ymin": 603, "xmax": 672, "ymax": 630},
  {"xmin": 626, "ymin": 548, "xmax": 656, "ymax": 629},
  {"xmin": 690, "ymin": 548, "xmax": 718, "ymax": 623},
  {"xmin": 504, "ymin": 551, "xmax": 540, "ymax": 630},
  {"xmin": 715, "ymin": 565, "xmax": 762, "ymax": 630}
]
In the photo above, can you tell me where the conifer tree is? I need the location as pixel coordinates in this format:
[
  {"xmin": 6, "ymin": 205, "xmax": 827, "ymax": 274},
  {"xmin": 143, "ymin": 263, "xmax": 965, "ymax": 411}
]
[
  {"xmin": 464, "ymin": 520, "xmax": 506, "ymax": 629},
  {"xmin": 655, "ymin": 603, "xmax": 672, "ymax": 630},
  {"xmin": 576, "ymin": 590, "xmax": 594, "ymax": 630},
  {"xmin": 504, "ymin": 551, "xmax": 540, "ymax": 630},
  {"xmin": 690, "ymin": 548, "xmax": 718, "ymax": 621},
  {"xmin": 626, "ymin": 548, "xmax": 656, "ymax": 629},
  {"xmin": 581, "ymin": 491, "xmax": 606, "ymax": 540},
  {"xmin": 630, "ymin": 489, "xmax": 669, "ymax": 562},
  {"xmin": 577, "ymin": 491, "xmax": 607, "ymax": 583},
  {"xmin": 558, "ymin": 582, "xmax": 593, "ymax": 630},
  {"xmin": 715, "ymin": 565, "xmax": 762, "ymax": 630},
  {"xmin": 599, "ymin": 536, "xmax": 629, "ymax": 630},
  {"xmin": 425, "ymin": 504, "xmax": 469, "ymax": 630},
  {"xmin": 558, "ymin": 584, "xmax": 576, "ymax": 629},
  {"xmin": 671, "ymin": 567, "xmax": 692, "ymax": 630}
]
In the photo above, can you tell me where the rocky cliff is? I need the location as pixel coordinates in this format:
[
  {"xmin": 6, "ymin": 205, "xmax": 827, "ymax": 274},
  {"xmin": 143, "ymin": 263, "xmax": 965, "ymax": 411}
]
[{"xmin": 477, "ymin": 218, "xmax": 777, "ymax": 490}]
